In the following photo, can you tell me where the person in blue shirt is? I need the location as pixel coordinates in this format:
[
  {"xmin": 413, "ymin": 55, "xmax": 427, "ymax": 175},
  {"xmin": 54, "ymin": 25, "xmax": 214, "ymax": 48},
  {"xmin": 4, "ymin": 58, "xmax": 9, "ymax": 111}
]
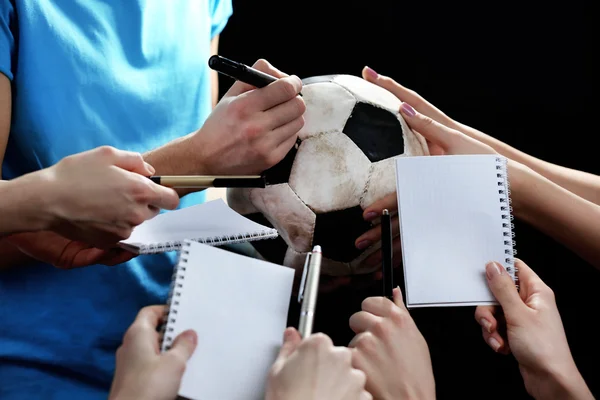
[{"xmin": 0, "ymin": 1, "xmax": 306, "ymax": 398}]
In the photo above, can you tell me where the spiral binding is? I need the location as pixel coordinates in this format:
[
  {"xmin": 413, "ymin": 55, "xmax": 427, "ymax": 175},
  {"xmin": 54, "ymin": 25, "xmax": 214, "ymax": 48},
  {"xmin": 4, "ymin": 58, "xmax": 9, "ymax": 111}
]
[
  {"xmin": 159, "ymin": 242, "xmax": 191, "ymax": 352},
  {"xmin": 496, "ymin": 156, "xmax": 519, "ymax": 291},
  {"xmin": 140, "ymin": 229, "xmax": 278, "ymax": 254}
]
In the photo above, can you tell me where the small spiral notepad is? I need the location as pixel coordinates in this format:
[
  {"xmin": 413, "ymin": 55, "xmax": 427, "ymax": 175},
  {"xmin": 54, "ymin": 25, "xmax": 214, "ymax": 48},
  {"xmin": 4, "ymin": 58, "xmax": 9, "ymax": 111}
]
[
  {"xmin": 395, "ymin": 154, "xmax": 518, "ymax": 308},
  {"xmin": 160, "ymin": 240, "xmax": 294, "ymax": 400},
  {"xmin": 119, "ymin": 199, "xmax": 278, "ymax": 254}
]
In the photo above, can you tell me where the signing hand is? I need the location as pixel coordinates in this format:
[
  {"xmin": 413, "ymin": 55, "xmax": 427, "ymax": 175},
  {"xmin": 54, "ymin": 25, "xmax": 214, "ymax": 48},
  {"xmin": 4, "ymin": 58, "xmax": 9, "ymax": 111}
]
[
  {"xmin": 475, "ymin": 260, "xmax": 593, "ymax": 400},
  {"xmin": 193, "ymin": 59, "xmax": 305, "ymax": 175},
  {"xmin": 109, "ymin": 305, "xmax": 198, "ymax": 400},
  {"xmin": 7, "ymin": 231, "xmax": 135, "ymax": 269},
  {"xmin": 41, "ymin": 146, "xmax": 179, "ymax": 248},
  {"xmin": 265, "ymin": 328, "xmax": 371, "ymax": 400},
  {"xmin": 349, "ymin": 288, "xmax": 436, "ymax": 400}
]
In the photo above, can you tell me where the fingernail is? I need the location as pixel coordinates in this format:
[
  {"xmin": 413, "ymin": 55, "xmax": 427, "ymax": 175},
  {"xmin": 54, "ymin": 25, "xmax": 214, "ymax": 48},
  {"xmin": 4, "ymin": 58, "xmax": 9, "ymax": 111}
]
[
  {"xmin": 364, "ymin": 66, "xmax": 378, "ymax": 80},
  {"xmin": 400, "ymin": 102, "xmax": 417, "ymax": 117},
  {"xmin": 182, "ymin": 330, "xmax": 197, "ymax": 346},
  {"xmin": 485, "ymin": 262, "xmax": 504, "ymax": 280},
  {"xmin": 145, "ymin": 162, "xmax": 156, "ymax": 175},
  {"xmin": 356, "ymin": 240, "xmax": 372, "ymax": 250},
  {"xmin": 488, "ymin": 337, "xmax": 501, "ymax": 352},
  {"xmin": 364, "ymin": 212, "xmax": 378, "ymax": 221},
  {"xmin": 480, "ymin": 318, "xmax": 492, "ymax": 333}
]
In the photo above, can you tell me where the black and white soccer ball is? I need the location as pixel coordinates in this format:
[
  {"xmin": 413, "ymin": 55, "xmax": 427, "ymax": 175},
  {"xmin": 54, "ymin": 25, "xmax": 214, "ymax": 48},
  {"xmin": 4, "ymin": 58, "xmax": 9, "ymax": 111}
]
[{"xmin": 227, "ymin": 74, "xmax": 429, "ymax": 276}]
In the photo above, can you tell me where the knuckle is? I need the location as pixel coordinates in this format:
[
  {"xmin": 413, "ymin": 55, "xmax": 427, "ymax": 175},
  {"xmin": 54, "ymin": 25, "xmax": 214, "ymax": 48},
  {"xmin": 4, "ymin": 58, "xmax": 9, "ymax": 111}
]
[
  {"xmin": 128, "ymin": 209, "xmax": 148, "ymax": 226},
  {"xmin": 228, "ymin": 99, "xmax": 249, "ymax": 121},
  {"xmin": 252, "ymin": 58, "xmax": 270, "ymax": 70},
  {"xmin": 97, "ymin": 145, "xmax": 118, "ymax": 158},
  {"xmin": 371, "ymin": 319, "xmax": 391, "ymax": 338},
  {"xmin": 352, "ymin": 368, "xmax": 367, "ymax": 386},
  {"xmin": 166, "ymin": 352, "xmax": 188, "ymax": 375},
  {"xmin": 309, "ymin": 333, "xmax": 332, "ymax": 349},
  {"xmin": 242, "ymin": 121, "xmax": 264, "ymax": 141},
  {"xmin": 279, "ymin": 78, "xmax": 300, "ymax": 99},
  {"xmin": 292, "ymin": 96, "xmax": 306, "ymax": 115},
  {"xmin": 354, "ymin": 332, "xmax": 376, "ymax": 354}
]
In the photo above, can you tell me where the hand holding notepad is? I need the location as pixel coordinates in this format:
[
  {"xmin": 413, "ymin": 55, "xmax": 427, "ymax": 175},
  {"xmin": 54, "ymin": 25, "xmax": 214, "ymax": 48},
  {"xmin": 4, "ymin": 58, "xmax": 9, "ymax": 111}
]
[{"xmin": 395, "ymin": 154, "xmax": 517, "ymax": 307}]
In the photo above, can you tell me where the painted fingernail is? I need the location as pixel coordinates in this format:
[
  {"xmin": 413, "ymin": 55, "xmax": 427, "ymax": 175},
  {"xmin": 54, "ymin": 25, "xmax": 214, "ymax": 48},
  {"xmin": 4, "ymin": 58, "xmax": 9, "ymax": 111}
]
[
  {"xmin": 488, "ymin": 337, "xmax": 501, "ymax": 352},
  {"xmin": 400, "ymin": 102, "xmax": 417, "ymax": 117},
  {"xmin": 364, "ymin": 66, "xmax": 378, "ymax": 80},
  {"xmin": 356, "ymin": 240, "xmax": 372, "ymax": 250},
  {"xmin": 485, "ymin": 262, "xmax": 504, "ymax": 280},
  {"xmin": 364, "ymin": 212, "xmax": 378, "ymax": 221},
  {"xmin": 480, "ymin": 318, "xmax": 492, "ymax": 333}
]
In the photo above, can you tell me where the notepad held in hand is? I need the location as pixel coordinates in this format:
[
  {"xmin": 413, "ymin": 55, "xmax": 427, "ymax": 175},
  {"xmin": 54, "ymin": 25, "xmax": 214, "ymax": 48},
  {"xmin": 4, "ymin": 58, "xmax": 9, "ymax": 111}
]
[
  {"xmin": 119, "ymin": 199, "xmax": 278, "ymax": 253},
  {"xmin": 161, "ymin": 240, "xmax": 294, "ymax": 400},
  {"xmin": 395, "ymin": 155, "xmax": 518, "ymax": 308}
]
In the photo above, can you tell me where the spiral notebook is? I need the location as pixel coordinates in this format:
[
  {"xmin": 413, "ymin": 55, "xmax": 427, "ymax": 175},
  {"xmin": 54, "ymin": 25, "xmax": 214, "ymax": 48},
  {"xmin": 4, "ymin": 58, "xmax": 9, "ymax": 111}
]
[
  {"xmin": 160, "ymin": 240, "xmax": 294, "ymax": 400},
  {"xmin": 119, "ymin": 199, "xmax": 278, "ymax": 254},
  {"xmin": 394, "ymin": 154, "xmax": 518, "ymax": 308}
]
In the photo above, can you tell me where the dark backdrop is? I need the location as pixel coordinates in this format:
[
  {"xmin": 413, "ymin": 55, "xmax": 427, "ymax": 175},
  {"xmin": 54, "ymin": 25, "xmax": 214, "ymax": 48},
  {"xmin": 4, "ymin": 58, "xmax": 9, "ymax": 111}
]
[{"xmin": 217, "ymin": 1, "xmax": 597, "ymax": 398}]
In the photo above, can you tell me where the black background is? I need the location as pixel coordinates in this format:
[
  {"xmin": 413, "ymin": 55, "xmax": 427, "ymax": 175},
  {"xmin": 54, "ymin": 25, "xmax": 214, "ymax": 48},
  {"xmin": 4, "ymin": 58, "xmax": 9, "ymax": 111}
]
[{"xmin": 217, "ymin": 1, "xmax": 597, "ymax": 398}]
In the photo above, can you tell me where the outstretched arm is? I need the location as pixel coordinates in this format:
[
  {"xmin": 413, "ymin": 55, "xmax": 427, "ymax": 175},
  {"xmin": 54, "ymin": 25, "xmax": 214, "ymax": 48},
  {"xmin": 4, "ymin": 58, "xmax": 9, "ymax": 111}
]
[{"xmin": 363, "ymin": 67, "xmax": 600, "ymax": 206}]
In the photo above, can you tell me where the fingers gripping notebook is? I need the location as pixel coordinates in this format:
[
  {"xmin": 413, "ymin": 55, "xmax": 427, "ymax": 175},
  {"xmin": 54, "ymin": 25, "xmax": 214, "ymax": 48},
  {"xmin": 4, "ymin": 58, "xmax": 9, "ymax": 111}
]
[
  {"xmin": 395, "ymin": 155, "xmax": 518, "ymax": 308},
  {"xmin": 161, "ymin": 240, "xmax": 294, "ymax": 400},
  {"xmin": 119, "ymin": 199, "xmax": 278, "ymax": 254}
]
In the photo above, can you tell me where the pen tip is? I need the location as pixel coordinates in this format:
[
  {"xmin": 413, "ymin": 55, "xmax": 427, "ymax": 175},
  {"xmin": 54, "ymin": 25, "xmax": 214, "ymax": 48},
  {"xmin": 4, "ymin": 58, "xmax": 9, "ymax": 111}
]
[
  {"xmin": 312, "ymin": 245, "xmax": 321, "ymax": 253},
  {"xmin": 382, "ymin": 209, "xmax": 389, "ymax": 215}
]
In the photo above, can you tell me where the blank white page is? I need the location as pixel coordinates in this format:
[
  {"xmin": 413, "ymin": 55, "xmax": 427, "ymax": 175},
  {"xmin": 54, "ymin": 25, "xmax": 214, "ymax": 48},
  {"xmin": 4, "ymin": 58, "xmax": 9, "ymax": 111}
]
[
  {"xmin": 395, "ymin": 155, "xmax": 514, "ymax": 308},
  {"xmin": 164, "ymin": 240, "xmax": 294, "ymax": 400},
  {"xmin": 119, "ymin": 199, "xmax": 277, "ymax": 252}
]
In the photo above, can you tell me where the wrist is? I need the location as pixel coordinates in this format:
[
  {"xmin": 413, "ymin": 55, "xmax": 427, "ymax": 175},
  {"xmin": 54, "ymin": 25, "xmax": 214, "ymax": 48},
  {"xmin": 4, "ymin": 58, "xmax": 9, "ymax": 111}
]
[
  {"xmin": 529, "ymin": 363, "xmax": 592, "ymax": 400},
  {"xmin": 0, "ymin": 171, "xmax": 58, "ymax": 233}
]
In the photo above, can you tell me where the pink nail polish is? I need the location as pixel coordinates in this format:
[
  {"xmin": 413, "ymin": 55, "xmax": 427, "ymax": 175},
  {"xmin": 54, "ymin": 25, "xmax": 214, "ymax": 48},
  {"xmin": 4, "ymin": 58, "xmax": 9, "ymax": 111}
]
[
  {"xmin": 356, "ymin": 240, "xmax": 372, "ymax": 250},
  {"xmin": 400, "ymin": 102, "xmax": 417, "ymax": 117},
  {"xmin": 364, "ymin": 212, "xmax": 378, "ymax": 221},
  {"xmin": 364, "ymin": 66, "xmax": 378, "ymax": 80}
]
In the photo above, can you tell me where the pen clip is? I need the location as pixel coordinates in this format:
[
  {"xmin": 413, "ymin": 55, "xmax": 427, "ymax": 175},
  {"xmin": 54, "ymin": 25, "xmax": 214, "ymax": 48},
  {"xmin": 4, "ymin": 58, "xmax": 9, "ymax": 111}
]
[{"xmin": 298, "ymin": 252, "xmax": 312, "ymax": 303}]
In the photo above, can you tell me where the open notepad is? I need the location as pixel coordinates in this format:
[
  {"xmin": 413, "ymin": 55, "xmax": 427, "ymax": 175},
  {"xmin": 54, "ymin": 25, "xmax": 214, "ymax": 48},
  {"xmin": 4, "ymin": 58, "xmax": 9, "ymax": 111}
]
[
  {"xmin": 395, "ymin": 155, "xmax": 517, "ymax": 308},
  {"xmin": 119, "ymin": 199, "xmax": 278, "ymax": 253},
  {"xmin": 161, "ymin": 240, "xmax": 294, "ymax": 400}
]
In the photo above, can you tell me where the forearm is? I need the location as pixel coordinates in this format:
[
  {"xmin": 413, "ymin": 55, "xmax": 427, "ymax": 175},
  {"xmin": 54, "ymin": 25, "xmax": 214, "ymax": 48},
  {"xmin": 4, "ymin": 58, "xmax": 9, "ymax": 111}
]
[
  {"xmin": 509, "ymin": 161, "xmax": 600, "ymax": 270},
  {"xmin": 142, "ymin": 133, "xmax": 209, "ymax": 197},
  {"xmin": 455, "ymin": 122, "xmax": 600, "ymax": 205},
  {"xmin": 530, "ymin": 365, "xmax": 594, "ymax": 400},
  {"xmin": 0, "ymin": 174, "xmax": 53, "ymax": 236}
]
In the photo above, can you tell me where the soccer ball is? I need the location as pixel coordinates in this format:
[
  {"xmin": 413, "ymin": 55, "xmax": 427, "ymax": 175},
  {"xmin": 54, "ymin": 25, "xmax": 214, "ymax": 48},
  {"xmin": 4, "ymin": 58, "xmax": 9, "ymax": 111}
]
[{"xmin": 227, "ymin": 74, "xmax": 429, "ymax": 276}]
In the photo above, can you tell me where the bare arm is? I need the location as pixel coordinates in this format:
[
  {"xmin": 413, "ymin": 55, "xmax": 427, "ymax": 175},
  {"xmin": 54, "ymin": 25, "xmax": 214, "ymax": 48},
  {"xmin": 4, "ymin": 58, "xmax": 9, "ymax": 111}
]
[
  {"xmin": 363, "ymin": 69, "xmax": 600, "ymax": 206},
  {"xmin": 210, "ymin": 35, "xmax": 220, "ymax": 109},
  {"xmin": 455, "ymin": 121, "xmax": 600, "ymax": 206},
  {"xmin": 0, "ymin": 74, "xmax": 38, "ymax": 267},
  {"xmin": 509, "ymin": 160, "xmax": 600, "ymax": 270},
  {"xmin": 143, "ymin": 35, "xmax": 221, "ymax": 197}
]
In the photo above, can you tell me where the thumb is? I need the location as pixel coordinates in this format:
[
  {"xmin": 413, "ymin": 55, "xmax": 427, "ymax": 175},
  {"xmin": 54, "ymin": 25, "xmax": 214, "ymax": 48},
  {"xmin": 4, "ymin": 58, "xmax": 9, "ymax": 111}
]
[
  {"xmin": 108, "ymin": 148, "xmax": 155, "ymax": 176},
  {"xmin": 274, "ymin": 327, "xmax": 302, "ymax": 363},
  {"xmin": 165, "ymin": 329, "xmax": 198, "ymax": 366},
  {"xmin": 485, "ymin": 262, "xmax": 524, "ymax": 315},
  {"xmin": 392, "ymin": 286, "xmax": 407, "ymax": 310}
]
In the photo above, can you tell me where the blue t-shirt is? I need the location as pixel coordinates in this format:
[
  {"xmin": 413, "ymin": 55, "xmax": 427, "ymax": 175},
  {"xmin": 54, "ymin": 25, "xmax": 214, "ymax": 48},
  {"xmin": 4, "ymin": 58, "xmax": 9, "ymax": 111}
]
[{"xmin": 0, "ymin": 1, "xmax": 232, "ymax": 398}]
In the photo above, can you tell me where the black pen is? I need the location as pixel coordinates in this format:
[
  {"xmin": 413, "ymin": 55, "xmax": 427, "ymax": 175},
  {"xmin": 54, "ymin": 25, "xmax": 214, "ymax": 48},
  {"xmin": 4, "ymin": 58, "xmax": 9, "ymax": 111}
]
[
  {"xmin": 208, "ymin": 55, "xmax": 302, "ymax": 96},
  {"xmin": 381, "ymin": 209, "xmax": 394, "ymax": 299}
]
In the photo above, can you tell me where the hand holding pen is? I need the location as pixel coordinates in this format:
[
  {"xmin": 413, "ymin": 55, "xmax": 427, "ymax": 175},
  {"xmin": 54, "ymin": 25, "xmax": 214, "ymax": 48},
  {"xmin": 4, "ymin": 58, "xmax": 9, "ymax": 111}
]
[{"xmin": 177, "ymin": 58, "xmax": 305, "ymax": 177}]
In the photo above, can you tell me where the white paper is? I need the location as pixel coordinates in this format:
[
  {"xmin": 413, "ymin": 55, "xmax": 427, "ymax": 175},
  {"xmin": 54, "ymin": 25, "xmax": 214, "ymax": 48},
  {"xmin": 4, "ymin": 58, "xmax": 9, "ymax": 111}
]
[
  {"xmin": 395, "ymin": 155, "xmax": 514, "ymax": 307},
  {"xmin": 165, "ymin": 240, "xmax": 294, "ymax": 400},
  {"xmin": 119, "ymin": 199, "xmax": 277, "ymax": 252}
]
